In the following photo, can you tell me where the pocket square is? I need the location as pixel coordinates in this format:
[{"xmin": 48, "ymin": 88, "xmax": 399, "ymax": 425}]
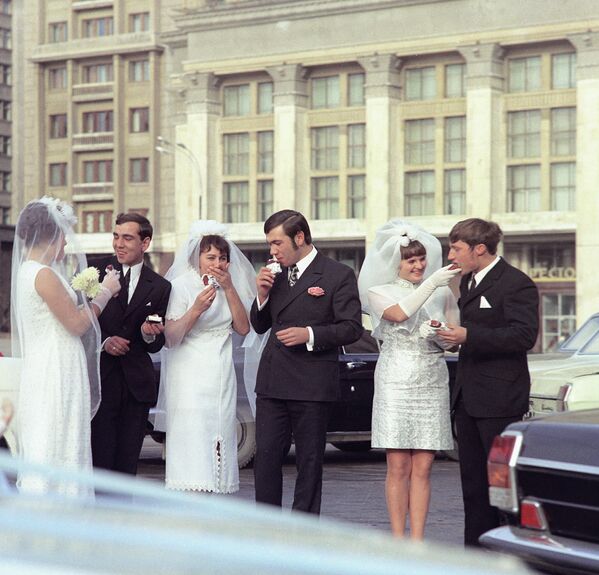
[
  {"xmin": 145, "ymin": 302, "xmax": 152, "ymax": 307},
  {"xmin": 479, "ymin": 296, "xmax": 492, "ymax": 309}
]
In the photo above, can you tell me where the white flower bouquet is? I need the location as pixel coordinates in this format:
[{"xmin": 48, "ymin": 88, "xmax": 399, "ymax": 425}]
[{"xmin": 71, "ymin": 267, "xmax": 102, "ymax": 299}]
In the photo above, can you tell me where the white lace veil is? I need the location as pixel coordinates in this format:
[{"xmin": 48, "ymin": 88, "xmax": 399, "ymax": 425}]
[{"xmin": 10, "ymin": 197, "xmax": 102, "ymax": 418}]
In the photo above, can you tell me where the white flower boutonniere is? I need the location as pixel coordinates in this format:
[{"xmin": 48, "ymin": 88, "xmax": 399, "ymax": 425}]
[{"xmin": 71, "ymin": 267, "xmax": 102, "ymax": 299}]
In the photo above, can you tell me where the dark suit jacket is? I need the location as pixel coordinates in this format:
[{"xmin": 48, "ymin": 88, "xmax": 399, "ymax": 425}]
[
  {"xmin": 451, "ymin": 257, "xmax": 539, "ymax": 418},
  {"xmin": 250, "ymin": 252, "xmax": 363, "ymax": 402},
  {"xmin": 98, "ymin": 257, "xmax": 171, "ymax": 404}
]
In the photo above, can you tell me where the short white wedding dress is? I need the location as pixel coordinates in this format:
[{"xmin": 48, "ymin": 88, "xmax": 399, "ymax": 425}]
[
  {"xmin": 163, "ymin": 269, "xmax": 239, "ymax": 493},
  {"xmin": 16, "ymin": 260, "xmax": 93, "ymax": 496}
]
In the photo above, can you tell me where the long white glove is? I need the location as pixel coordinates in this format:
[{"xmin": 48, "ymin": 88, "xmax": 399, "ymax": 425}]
[
  {"xmin": 399, "ymin": 265, "xmax": 460, "ymax": 317},
  {"xmin": 91, "ymin": 270, "xmax": 121, "ymax": 313}
]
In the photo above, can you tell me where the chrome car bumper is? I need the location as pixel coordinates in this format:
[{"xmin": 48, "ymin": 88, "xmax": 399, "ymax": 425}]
[{"xmin": 480, "ymin": 526, "xmax": 599, "ymax": 575}]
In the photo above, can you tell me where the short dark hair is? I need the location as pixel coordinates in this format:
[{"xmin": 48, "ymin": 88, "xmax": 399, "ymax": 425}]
[
  {"xmin": 199, "ymin": 235, "xmax": 230, "ymax": 262},
  {"xmin": 17, "ymin": 201, "xmax": 60, "ymax": 247},
  {"xmin": 449, "ymin": 218, "xmax": 503, "ymax": 255},
  {"xmin": 400, "ymin": 240, "xmax": 426, "ymax": 260},
  {"xmin": 115, "ymin": 212, "xmax": 153, "ymax": 240},
  {"xmin": 264, "ymin": 210, "xmax": 312, "ymax": 244}
]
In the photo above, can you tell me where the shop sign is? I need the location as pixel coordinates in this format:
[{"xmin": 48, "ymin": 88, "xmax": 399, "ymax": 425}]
[{"xmin": 530, "ymin": 266, "xmax": 576, "ymax": 280}]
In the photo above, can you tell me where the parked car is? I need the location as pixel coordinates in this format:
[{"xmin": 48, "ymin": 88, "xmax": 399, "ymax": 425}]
[{"xmin": 481, "ymin": 408, "xmax": 599, "ymax": 574}]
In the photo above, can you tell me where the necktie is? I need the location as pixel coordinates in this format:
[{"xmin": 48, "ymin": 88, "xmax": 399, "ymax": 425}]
[
  {"xmin": 288, "ymin": 264, "xmax": 299, "ymax": 287},
  {"xmin": 469, "ymin": 276, "xmax": 477, "ymax": 293},
  {"xmin": 120, "ymin": 267, "xmax": 131, "ymax": 305}
]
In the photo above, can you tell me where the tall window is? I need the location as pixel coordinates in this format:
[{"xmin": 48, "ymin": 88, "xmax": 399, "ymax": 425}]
[
  {"xmin": 83, "ymin": 111, "xmax": 113, "ymax": 133},
  {"xmin": 0, "ymin": 64, "xmax": 11, "ymax": 86},
  {"xmin": 551, "ymin": 162, "xmax": 575, "ymax": 211},
  {"xmin": 49, "ymin": 66, "xmax": 67, "ymax": 90},
  {"xmin": 405, "ymin": 119, "xmax": 435, "ymax": 164},
  {"xmin": 82, "ymin": 210, "xmax": 113, "ymax": 233},
  {"xmin": 49, "ymin": 114, "xmax": 67, "ymax": 139},
  {"xmin": 311, "ymin": 177, "xmax": 339, "ymax": 219},
  {"xmin": 508, "ymin": 110, "xmax": 541, "ymax": 158},
  {"xmin": 129, "ymin": 12, "xmax": 150, "ymax": 32},
  {"xmin": 83, "ymin": 160, "xmax": 113, "ymax": 183},
  {"xmin": 257, "ymin": 180, "xmax": 273, "ymax": 221},
  {"xmin": 552, "ymin": 53, "xmax": 576, "ymax": 90},
  {"xmin": 1, "ymin": 207, "xmax": 9, "ymax": 225},
  {"xmin": 223, "ymin": 85, "xmax": 250, "ymax": 117},
  {"xmin": 348, "ymin": 124, "xmax": 365, "ymax": 169},
  {"xmin": 0, "ymin": 170, "xmax": 11, "ymax": 192},
  {"xmin": 445, "ymin": 64, "xmax": 465, "ymax": 98},
  {"xmin": 444, "ymin": 116, "xmax": 466, "ymax": 162},
  {"xmin": 508, "ymin": 165, "xmax": 541, "ymax": 211},
  {"xmin": 312, "ymin": 76, "xmax": 340, "ymax": 109},
  {"xmin": 405, "ymin": 171, "xmax": 435, "ymax": 216},
  {"xmin": 0, "ymin": 100, "xmax": 10, "ymax": 121},
  {"xmin": 542, "ymin": 293, "xmax": 576, "ymax": 352},
  {"xmin": 82, "ymin": 63, "xmax": 113, "ymax": 83},
  {"xmin": 0, "ymin": 28, "xmax": 11, "ymax": 49},
  {"xmin": 129, "ymin": 60, "xmax": 149, "ymax": 82},
  {"xmin": 82, "ymin": 17, "xmax": 114, "ymax": 38},
  {"xmin": 49, "ymin": 22, "xmax": 67, "ymax": 43},
  {"xmin": 0, "ymin": 136, "xmax": 9, "ymax": 156},
  {"xmin": 129, "ymin": 107, "xmax": 149, "ymax": 132},
  {"xmin": 348, "ymin": 175, "xmax": 366, "ymax": 218},
  {"xmin": 311, "ymin": 127, "xmax": 339, "ymax": 170},
  {"xmin": 257, "ymin": 131, "xmax": 273, "ymax": 173},
  {"xmin": 257, "ymin": 82, "xmax": 273, "ymax": 115},
  {"xmin": 0, "ymin": 1, "xmax": 10, "ymax": 15},
  {"xmin": 348, "ymin": 73, "xmax": 365, "ymax": 106},
  {"xmin": 551, "ymin": 108, "xmax": 576, "ymax": 156},
  {"xmin": 130, "ymin": 158, "xmax": 149, "ymax": 183},
  {"xmin": 444, "ymin": 169, "xmax": 465, "ymax": 215},
  {"xmin": 49, "ymin": 163, "xmax": 67, "ymax": 187},
  {"xmin": 405, "ymin": 67, "xmax": 436, "ymax": 101},
  {"xmin": 223, "ymin": 182, "xmax": 249, "ymax": 223},
  {"xmin": 223, "ymin": 133, "xmax": 249, "ymax": 175},
  {"xmin": 508, "ymin": 56, "xmax": 541, "ymax": 92}
]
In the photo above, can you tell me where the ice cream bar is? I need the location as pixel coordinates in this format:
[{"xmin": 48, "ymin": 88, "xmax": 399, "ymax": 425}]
[
  {"xmin": 201, "ymin": 274, "xmax": 220, "ymax": 289},
  {"xmin": 146, "ymin": 314, "xmax": 163, "ymax": 324},
  {"xmin": 430, "ymin": 319, "xmax": 442, "ymax": 328},
  {"xmin": 266, "ymin": 258, "xmax": 282, "ymax": 275}
]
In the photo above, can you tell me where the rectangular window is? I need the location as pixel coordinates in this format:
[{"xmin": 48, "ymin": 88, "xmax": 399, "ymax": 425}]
[
  {"xmin": 82, "ymin": 17, "xmax": 114, "ymax": 38},
  {"xmin": 508, "ymin": 165, "xmax": 541, "ymax": 211},
  {"xmin": 445, "ymin": 64, "xmax": 465, "ymax": 98},
  {"xmin": 223, "ymin": 182, "xmax": 249, "ymax": 223},
  {"xmin": 49, "ymin": 163, "xmax": 67, "ymax": 187},
  {"xmin": 257, "ymin": 131, "xmax": 274, "ymax": 173},
  {"xmin": 444, "ymin": 169, "xmax": 465, "ymax": 215},
  {"xmin": 257, "ymin": 180, "xmax": 274, "ymax": 221},
  {"xmin": 444, "ymin": 116, "xmax": 466, "ymax": 162},
  {"xmin": 405, "ymin": 119, "xmax": 435, "ymax": 164},
  {"xmin": 508, "ymin": 56, "xmax": 541, "ymax": 93},
  {"xmin": 223, "ymin": 133, "xmax": 249, "ymax": 175},
  {"xmin": 405, "ymin": 67, "xmax": 436, "ymax": 101},
  {"xmin": 223, "ymin": 85, "xmax": 250, "ymax": 117},
  {"xmin": 312, "ymin": 76, "xmax": 340, "ymax": 109},
  {"xmin": 348, "ymin": 175, "xmax": 366, "ymax": 218},
  {"xmin": 49, "ymin": 22, "xmax": 67, "ymax": 43},
  {"xmin": 0, "ymin": 64, "xmax": 11, "ymax": 86},
  {"xmin": 257, "ymin": 82, "xmax": 273, "ymax": 114},
  {"xmin": 311, "ymin": 177, "xmax": 339, "ymax": 219},
  {"xmin": 82, "ymin": 63, "xmax": 113, "ymax": 83},
  {"xmin": 1, "ymin": 207, "xmax": 9, "ymax": 225},
  {"xmin": 0, "ymin": 28, "xmax": 11, "ymax": 49},
  {"xmin": 405, "ymin": 171, "xmax": 435, "ymax": 216},
  {"xmin": 82, "ymin": 210, "xmax": 113, "ymax": 233},
  {"xmin": 49, "ymin": 114, "xmax": 67, "ymax": 139},
  {"xmin": 551, "ymin": 162, "xmax": 576, "ymax": 211},
  {"xmin": 0, "ymin": 170, "xmax": 11, "ymax": 192},
  {"xmin": 83, "ymin": 160, "xmax": 113, "ymax": 183},
  {"xmin": 129, "ymin": 12, "xmax": 150, "ymax": 32},
  {"xmin": 348, "ymin": 124, "xmax": 366, "ymax": 169},
  {"xmin": 83, "ymin": 110, "xmax": 113, "ymax": 133},
  {"xmin": 552, "ymin": 53, "xmax": 576, "ymax": 90},
  {"xmin": 0, "ymin": 100, "xmax": 11, "ymax": 121},
  {"xmin": 508, "ymin": 110, "xmax": 541, "ymax": 158},
  {"xmin": 348, "ymin": 73, "xmax": 365, "ymax": 106},
  {"xmin": 49, "ymin": 66, "xmax": 67, "ymax": 90},
  {"xmin": 551, "ymin": 107, "xmax": 576, "ymax": 156},
  {"xmin": 0, "ymin": 135, "xmax": 10, "ymax": 156},
  {"xmin": 130, "ymin": 158, "xmax": 149, "ymax": 183},
  {"xmin": 1, "ymin": 1, "xmax": 11, "ymax": 15},
  {"xmin": 129, "ymin": 107, "xmax": 149, "ymax": 133},
  {"xmin": 311, "ymin": 127, "xmax": 339, "ymax": 170},
  {"xmin": 129, "ymin": 60, "xmax": 150, "ymax": 82}
]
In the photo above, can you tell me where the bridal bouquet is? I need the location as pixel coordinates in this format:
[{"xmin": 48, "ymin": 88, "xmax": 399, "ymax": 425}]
[{"xmin": 71, "ymin": 267, "xmax": 102, "ymax": 299}]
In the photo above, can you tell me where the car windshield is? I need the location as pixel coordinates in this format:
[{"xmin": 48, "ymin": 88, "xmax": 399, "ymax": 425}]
[
  {"xmin": 559, "ymin": 314, "xmax": 599, "ymax": 353},
  {"xmin": 575, "ymin": 330, "xmax": 599, "ymax": 355}
]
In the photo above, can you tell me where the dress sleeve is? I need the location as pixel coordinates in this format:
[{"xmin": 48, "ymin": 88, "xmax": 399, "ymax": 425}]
[
  {"xmin": 368, "ymin": 283, "xmax": 420, "ymax": 337},
  {"xmin": 165, "ymin": 278, "xmax": 190, "ymax": 321}
]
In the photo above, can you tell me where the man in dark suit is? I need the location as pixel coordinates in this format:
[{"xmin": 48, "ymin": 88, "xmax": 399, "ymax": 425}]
[
  {"xmin": 439, "ymin": 218, "xmax": 538, "ymax": 546},
  {"xmin": 251, "ymin": 210, "xmax": 363, "ymax": 514},
  {"xmin": 92, "ymin": 213, "xmax": 171, "ymax": 475}
]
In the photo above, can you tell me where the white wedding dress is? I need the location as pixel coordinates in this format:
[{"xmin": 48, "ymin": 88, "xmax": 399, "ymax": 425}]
[
  {"xmin": 16, "ymin": 260, "xmax": 93, "ymax": 496},
  {"xmin": 163, "ymin": 269, "xmax": 239, "ymax": 493}
]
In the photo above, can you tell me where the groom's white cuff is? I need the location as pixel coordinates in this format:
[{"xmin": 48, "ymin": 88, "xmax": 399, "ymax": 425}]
[
  {"xmin": 256, "ymin": 295, "xmax": 269, "ymax": 310},
  {"xmin": 306, "ymin": 327, "xmax": 314, "ymax": 351}
]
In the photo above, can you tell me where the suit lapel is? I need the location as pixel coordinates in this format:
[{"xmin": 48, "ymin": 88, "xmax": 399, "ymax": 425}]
[
  {"xmin": 274, "ymin": 253, "xmax": 324, "ymax": 315},
  {"xmin": 124, "ymin": 264, "xmax": 152, "ymax": 319},
  {"xmin": 461, "ymin": 258, "xmax": 507, "ymax": 307}
]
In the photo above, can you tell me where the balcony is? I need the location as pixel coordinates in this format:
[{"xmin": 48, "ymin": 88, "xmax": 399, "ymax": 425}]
[
  {"xmin": 72, "ymin": 82, "xmax": 114, "ymax": 102},
  {"xmin": 72, "ymin": 132, "xmax": 114, "ymax": 152},
  {"xmin": 72, "ymin": 182, "xmax": 114, "ymax": 202},
  {"xmin": 72, "ymin": 0, "xmax": 113, "ymax": 10}
]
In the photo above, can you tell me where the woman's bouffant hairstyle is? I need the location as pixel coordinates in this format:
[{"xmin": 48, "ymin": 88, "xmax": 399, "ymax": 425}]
[
  {"xmin": 400, "ymin": 240, "xmax": 426, "ymax": 260},
  {"xmin": 449, "ymin": 218, "xmax": 503, "ymax": 255},
  {"xmin": 199, "ymin": 235, "xmax": 230, "ymax": 262},
  {"xmin": 16, "ymin": 202, "xmax": 61, "ymax": 247}
]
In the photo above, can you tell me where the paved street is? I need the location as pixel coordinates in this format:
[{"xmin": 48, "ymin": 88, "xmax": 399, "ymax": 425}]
[{"xmin": 139, "ymin": 438, "xmax": 465, "ymax": 547}]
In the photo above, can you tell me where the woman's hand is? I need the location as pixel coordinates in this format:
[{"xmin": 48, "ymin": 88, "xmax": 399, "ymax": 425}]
[
  {"xmin": 102, "ymin": 269, "xmax": 121, "ymax": 297},
  {"xmin": 192, "ymin": 285, "xmax": 217, "ymax": 315},
  {"xmin": 208, "ymin": 263, "xmax": 232, "ymax": 291}
]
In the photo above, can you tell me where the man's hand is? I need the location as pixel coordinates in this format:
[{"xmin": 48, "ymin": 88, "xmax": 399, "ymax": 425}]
[
  {"xmin": 256, "ymin": 267, "xmax": 275, "ymax": 302},
  {"xmin": 141, "ymin": 321, "xmax": 165, "ymax": 337},
  {"xmin": 276, "ymin": 327, "xmax": 310, "ymax": 347},
  {"xmin": 105, "ymin": 335, "xmax": 131, "ymax": 356},
  {"xmin": 437, "ymin": 324, "xmax": 467, "ymax": 346}
]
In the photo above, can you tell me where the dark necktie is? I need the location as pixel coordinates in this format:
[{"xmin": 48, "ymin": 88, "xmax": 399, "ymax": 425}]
[
  {"xmin": 120, "ymin": 267, "xmax": 131, "ymax": 305},
  {"xmin": 469, "ymin": 276, "xmax": 477, "ymax": 293},
  {"xmin": 288, "ymin": 264, "xmax": 299, "ymax": 287}
]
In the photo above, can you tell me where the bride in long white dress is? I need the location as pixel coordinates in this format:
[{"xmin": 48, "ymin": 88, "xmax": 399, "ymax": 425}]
[{"xmin": 11, "ymin": 197, "xmax": 120, "ymax": 496}]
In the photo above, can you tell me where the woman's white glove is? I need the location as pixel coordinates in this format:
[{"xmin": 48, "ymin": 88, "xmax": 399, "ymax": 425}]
[
  {"xmin": 399, "ymin": 265, "xmax": 460, "ymax": 317},
  {"xmin": 91, "ymin": 270, "xmax": 121, "ymax": 313}
]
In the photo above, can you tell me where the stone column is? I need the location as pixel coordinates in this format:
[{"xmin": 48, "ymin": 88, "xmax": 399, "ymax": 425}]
[
  {"xmin": 568, "ymin": 32, "xmax": 599, "ymax": 323},
  {"xmin": 459, "ymin": 43, "xmax": 505, "ymax": 217},
  {"xmin": 358, "ymin": 53, "xmax": 401, "ymax": 242},
  {"xmin": 266, "ymin": 64, "xmax": 308, "ymax": 213}
]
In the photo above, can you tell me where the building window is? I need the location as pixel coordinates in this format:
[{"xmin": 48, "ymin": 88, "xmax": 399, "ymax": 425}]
[
  {"xmin": 444, "ymin": 116, "xmax": 466, "ymax": 162},
  {"xmin": 405, "ymin": 119, "xmax": 435, "ymax": 164},
  {"xmin": 0, "ymin": 170, "xmax": 11, "ymax": 192},
  {"xmin": 551, "ymin": 107, "xmax": 576, "ymax": 156},
  {"xmin": 129, "ymin": 12, "xmax": 150, "ymax": 32},
  {"xmin": 348, "ymin": 175, "xmax": 366, "ymax": 218},
  {"xmin": 223, "ymin": 182, "xmax": 249, "ymax": 223},
  {"xmin": 129, "ymin": 60, "xmax": 150, "ymax": 82},
  {"xmin": 542, "ymin": 293, "xmax": 576, "ymax": 353},
  {"xmin": 348, "ymin": 73, "xmax": 365, "ymax": 106},
  {"xmin": 312, "ymin": 76, "xmax": 340, "ymax": 109},
  {"xmin": 0, "ymin": 1, "xmax": 11, "ymax": 15},
  {"xmin": 0, "ymin": 135, "xmax": 11, "ymax": 156},
  {"xmin": 0, "ymin": 28, "xmax": 11, "ymax": 49},
  {"xmin": 508, "ymin": 56, "xmax": 541, "ymax": 93},
  {"xmin": 1, "ymin": 207, "xmax": 9, "ymax": 225},
  {"xmin": 405, "ymin": 171, "xmax": 435, "ymax": 216},
  {"xmin": 83, "ymin": 160, "xmax": 113, "ymax": 183},
  {"xmin": 82, "ymin": 210, "xmax": 113, "ymax": 233},
  {"xmin": 82, "ymin": 17, "xmax": 114, "ymax": 38},
  {"xmin": 130, "ymin": 158, "xmax": 149, "ymax": 183},
  {"xmin": 129, "ymin": 107, "xmax": 149, "ymax": 132},
  {"xmin": 82, "ymin": 63, "xmax": 113, "ymax": 83},
  {"xmin": 551, "ymin": 162, "xmax": 575, "ymax": 211},
  {"xmin": 0, "ymin": 64, "xmax": 11, "ymax": 86},
  {"xmin": 311, "ymin": 177, "xmax": 339, "ymax": 219},
  {"xmin": 257, "ymin": 180, "xmax": 273, "ymax": 221},
  {"xmin": 223, "ymin": 133, "xmax": 249, "ymax": 175},
  {"xmin": 0, "ymin": 100, "xmax": 10, "ymax": 121},
  {"xmin": 257, "ymin": 131, "xmax": 273, "ymax": 173},
  {"xmin": 49, "ymin": 66, "xmax": 67, "ymax": 90},
  {"xmin": 83, "ymin": 110, "xmax": 113, "ymax": 133},
  {"xmin": 552, "ymin": 53, "xmax": 576, "ymax": 90},
  {"xmin": 507, "ymin": 165, "xmax": 540, "ymax": 211},
  {"xmin": 49, "ymin": 22, "xmax": 67, "ymax": 43},
  {"xmin": 257, "ymin": 82, "xmax": 273, "ymax": 115},
  {"xmin": 444, "ymin": 169, "xmax": 465, "ymax": 215},
  {"xmin": 348, "ymin": 124, "xmax": 366, "ymax": 169},
  {"xmin": 49, "ymin": 114, "xmax": 67, "ymax": 139},
  {"xmin": 508, "ymin": 110, "xmax": 541, "ymax": 158},
  {"xmin": 223, "ymin": 84, "xmax": 250, "ymax": 117},
  {"xmin": 445, "ymin": 63, "xmax": 465, "ymax": 98},
  {"xmin": 405, "ymin": 67, "xmax": 436, "ymax": 101},
  {"xmin": 311, "ymin": 126, "xmax": 339, "ymax": 170},
  {"xmin": 49, "ymin": 163, "xmax": 67, "ymax": 187}
]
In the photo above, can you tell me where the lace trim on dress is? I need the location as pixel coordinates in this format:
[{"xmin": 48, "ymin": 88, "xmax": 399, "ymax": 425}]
[
  {"xmin": 165, "ymin": 481, "xmax": 239, "ymax": 494},
  {"xmin": 393, "ymin": 277, "xmax": 415, "ymax": 289}
]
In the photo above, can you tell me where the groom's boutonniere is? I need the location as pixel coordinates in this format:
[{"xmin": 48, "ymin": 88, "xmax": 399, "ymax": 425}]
[
  {"xmin": 71, "ymin": 267, "xmax": 102, "ymax": 299},
  {"xmin": 307, "ymin": 286, "xmax": 325, "ymax": 297}
]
